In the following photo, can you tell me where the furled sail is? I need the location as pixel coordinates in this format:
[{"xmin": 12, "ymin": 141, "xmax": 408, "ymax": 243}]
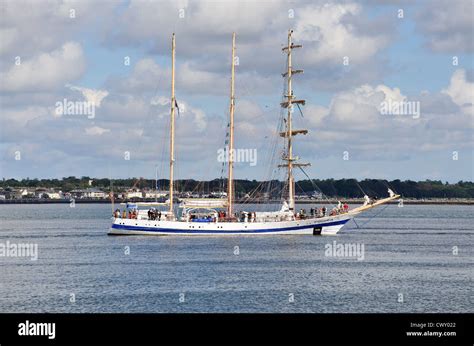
[{"xmin": 179, "ymin": 198, "xmax": 228, "ymax": 209}]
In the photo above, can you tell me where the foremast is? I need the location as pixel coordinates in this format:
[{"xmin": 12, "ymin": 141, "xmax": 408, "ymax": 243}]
[
  {"xmin": 169, "ymin": 33, "xmax": 176, "ymax": 219},
  {"xmin": 280, "ymin": 29, "xmax": 309, "ymax": 212},
  {"xmin": 227, "ymin": 33, "xmax": 236, "ymax": 217}
]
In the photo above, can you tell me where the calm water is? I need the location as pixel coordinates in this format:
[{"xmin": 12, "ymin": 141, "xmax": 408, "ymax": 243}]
[{"xmin": 0, "ymin": 203, "xmax": 472, "ymax": 313}]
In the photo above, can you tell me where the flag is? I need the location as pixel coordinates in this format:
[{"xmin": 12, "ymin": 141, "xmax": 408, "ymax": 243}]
[{"xmin": 175, "ymin": 99, "xmax": 180, "ymax": 116}]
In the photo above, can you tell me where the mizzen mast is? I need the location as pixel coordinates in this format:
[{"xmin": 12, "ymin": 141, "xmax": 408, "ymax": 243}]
[
  {"xmin": 280, "ymin": 29, "xmax": 309, "ymax": 212},
  {"xmin": 227, "ymin": 32, "xmax": 236, "ymax": 217},
  {"xmin": 169, "ymin": 33, "xmax": 176, "ymax": 218}
]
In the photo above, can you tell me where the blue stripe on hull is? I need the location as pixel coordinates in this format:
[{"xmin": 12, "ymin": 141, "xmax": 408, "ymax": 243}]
[{"xmin": 110, "ymin": 218, "xmax": 350, "ymax": 234}]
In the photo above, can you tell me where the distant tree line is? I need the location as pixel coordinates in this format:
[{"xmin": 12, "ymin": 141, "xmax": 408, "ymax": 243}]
[{"xmin": 1, "ymin": 177, "xmax": 473, "ymax": 199}]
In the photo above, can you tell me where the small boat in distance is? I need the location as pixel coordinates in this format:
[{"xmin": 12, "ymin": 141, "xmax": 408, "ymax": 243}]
[{"xmin": 109, "ymin": 30, "xmax": 399, "ymax": 236}]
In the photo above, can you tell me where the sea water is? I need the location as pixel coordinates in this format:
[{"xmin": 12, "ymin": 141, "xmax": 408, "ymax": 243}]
[{"xmin": 0, "ymin": 203, "xmax": 472, "ymax": 313}]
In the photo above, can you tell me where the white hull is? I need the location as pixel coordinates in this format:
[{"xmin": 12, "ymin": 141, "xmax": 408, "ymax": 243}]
[{"xmin": 108, "ymin": 214, "xmax": 353, "ymax": 236}]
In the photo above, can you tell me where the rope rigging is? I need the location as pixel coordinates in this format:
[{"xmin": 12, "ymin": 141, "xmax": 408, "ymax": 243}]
[
  {"xmin": 352, "ymin": 203, "xmax": 390, "ymax": 229},
  {"xmin": 297, "ymin": 166, "xmax": 337, "ymax": 208}
]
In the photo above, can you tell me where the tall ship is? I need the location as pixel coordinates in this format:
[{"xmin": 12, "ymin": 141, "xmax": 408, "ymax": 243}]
[{"xmin": 109, "ymin": 30, "xmax": 399, "ymax": 236}]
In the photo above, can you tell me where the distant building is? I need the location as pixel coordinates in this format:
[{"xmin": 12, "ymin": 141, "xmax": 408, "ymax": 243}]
[
  {"xmin": 295, "ymin": 191, "xmax": 323, "ymax": 199},
  {"xmin": 210, "ymin": 191, "xmax": 227, "ymax": 198},
  {"xmin": 126, "ymin": 190, "xmax": 143, "ymax": 199},
  {"xmin": 35, "ymin": 188, "xmax": 63, "ymax": 199},
  {"xmin": 0, "ymin": 189, "xmax": 15, "ymax": 199},
  {"xmin": 6, "ymin": 188, "xmax": 37, "ymax": 199},
  {"xmin": 44, "ymin": 191, "xmax": 61, "ymax": 199},
  {"xmin": 70, "ymin": 188, "xmax": 107, "ymax": 199},
  {"xmin": 20, "ymin": 189, "xmax": 36, "ymax": 198},
  {"xmin": 144, "ymin": 190, "xmax": 167, "ymax": 198},
  {"xmin": 84, "ymin": 188, "xmax": 107, "ymax": 199}
]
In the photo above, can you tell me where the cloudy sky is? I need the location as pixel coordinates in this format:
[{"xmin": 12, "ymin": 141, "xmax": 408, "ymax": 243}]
[{"xmin": 0, "ymin": 0, "xmax": 473, "ymax": 183}]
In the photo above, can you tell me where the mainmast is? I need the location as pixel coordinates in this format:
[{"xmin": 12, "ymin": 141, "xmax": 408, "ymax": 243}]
[
  {"xmin": 280, "ymin": 29, "xmax": 309, "ymax": 212},
  {"xmin": 169, "ymin": 33, "xmax": 176, "ymax": 217},
  {"xmin": 227, "ymin": 32, "xmax": 236, "ymax": 217}
]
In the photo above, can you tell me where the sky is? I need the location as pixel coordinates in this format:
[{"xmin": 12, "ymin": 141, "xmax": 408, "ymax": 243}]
[{"xmin": 0, "ymin": 0, "xmax": 473, "ymax": 183}]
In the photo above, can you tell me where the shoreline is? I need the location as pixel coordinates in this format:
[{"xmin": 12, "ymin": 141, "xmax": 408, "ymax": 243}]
[{"xmin": 0, "ymin": 198, "xmax": 472, "ymax": 205}]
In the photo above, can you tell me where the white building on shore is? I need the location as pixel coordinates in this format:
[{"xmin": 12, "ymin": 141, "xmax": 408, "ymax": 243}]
[
  {"xmin": 70, "ymin": 188, "xmax": 107, "ymax": 199},
  {"xmin": 144, "ymin": 190, "xmax": 168, "ymax": 199}
]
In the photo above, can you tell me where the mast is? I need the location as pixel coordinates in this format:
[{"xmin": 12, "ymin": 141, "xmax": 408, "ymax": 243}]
[
  {"xmin": 280, "ymin": 29, "xmax": 309, "ymax": 212},
  {"xmin": 169, "ymin": 33, "xmax": 176, "ymax": 217},
  {"xmin": 227, "ymin": 32, "xmax": 236, "ymax": 217}
]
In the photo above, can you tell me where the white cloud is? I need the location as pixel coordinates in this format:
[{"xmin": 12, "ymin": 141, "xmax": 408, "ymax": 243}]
[
  {"xmin": 85, "ymin": 126, "xmax": 110, "ymax": 136},
  {"xmin": 416, "ymin": 0, "xmax": 474, "ymax": 53},
  {"xmin": 107, "ymin": 0, "xmax": 392, "ymax": 79},
  {"xmin": 99, "ymin": 95, "xmax": 151, "ymax": 123},
  {"xmin": 0, "ymin": 27, "xmax": 19, "ymax": 55},
  {"xmin": 0, "ymin": 0, "xmax": 471, "ymax": 181},
  {"xmin": 150, "ymin": 96, "xmax": 169, "ymax": 106},
  {"xmin": 110, "ymin": 58, "xmax": 167, "ymax": 94},
  {"xmin": 0, "ymin": 42, "xmax": 85, "ymax": 92},
  {"xmin": 177, "ymin": 62, "xmax": 227, "ymax": 94},
  {"xmin": 442, "ymin": 69, "xmax": 474, "ymax": 115},
  {"xmin": 234, "ymin": 100, "xmax": 264, "ymax": 138},
  {"xmin": 164, "ymin": 99, "xmax": 206, "ymax": 131},
  {"xmin": 296, "ymin": 77, "xmax": 472, "ymax": 163},
  {"xmin": 0, "ymin": 0, "xmax": 116, "ymax": 57},
  {"xmin": 0, "ymin": 105, "xmax": 53, "ymax": 130},
  {"xmin": 111, "ymin": 57, "xmax": 277, "ymax": 97},
  {"xmin": 112, "ymin": 0, "xmax": 281, "ymax": 52},
  {"xmin": 325, "ymin": 84, "xmax": 406, "ymax": 128},
  {"xmin": 306, "ymin": 104, "xmax": 329, "ymax": 127},
  {"xmin": 67, "ymin": 84, "xmax": 109, "ymax": 107},
  {"xmin": 295, "ymin": 3, "xmax": 390, "ymax": 65}
]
